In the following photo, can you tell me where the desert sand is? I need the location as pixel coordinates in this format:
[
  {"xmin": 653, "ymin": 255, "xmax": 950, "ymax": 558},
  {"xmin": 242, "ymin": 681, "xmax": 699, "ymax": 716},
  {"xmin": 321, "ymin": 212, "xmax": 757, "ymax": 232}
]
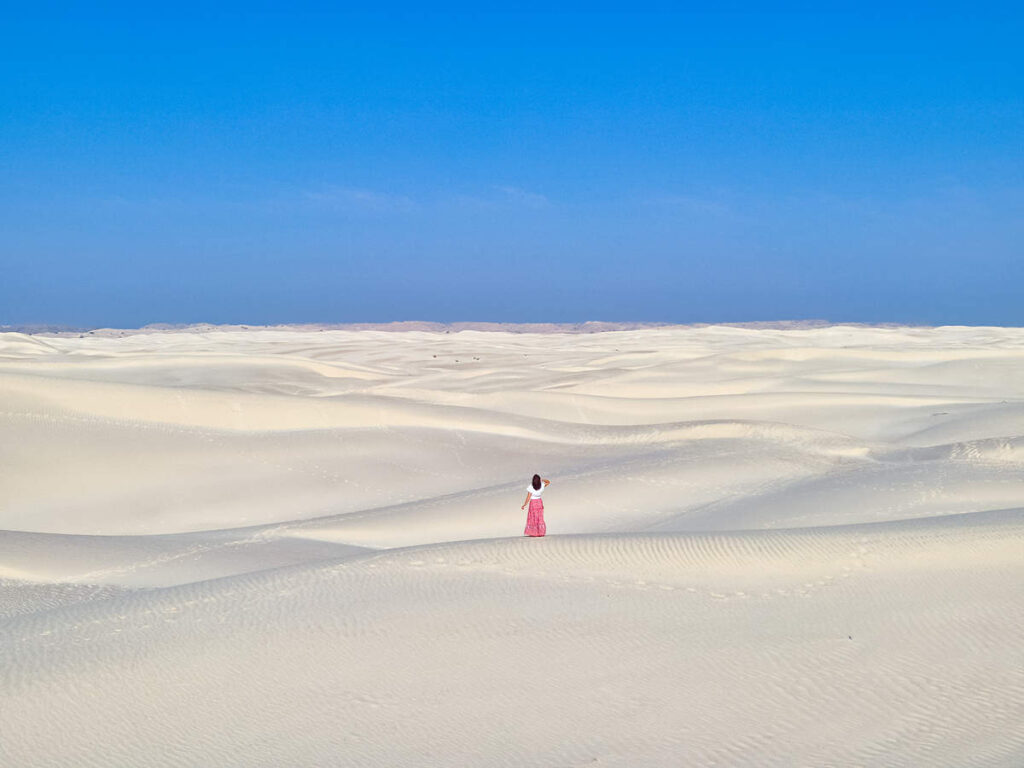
[{"xmin": 1, "ymin": 324, "xmax": 1022, "ymax": 766}]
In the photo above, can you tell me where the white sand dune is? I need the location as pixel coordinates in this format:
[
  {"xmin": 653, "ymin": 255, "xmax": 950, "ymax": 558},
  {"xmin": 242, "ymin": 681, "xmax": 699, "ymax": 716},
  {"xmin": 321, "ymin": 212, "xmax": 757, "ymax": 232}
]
[{"xmin": 2, "ymin": 325, "xmax": 1023, "ymax": 765}]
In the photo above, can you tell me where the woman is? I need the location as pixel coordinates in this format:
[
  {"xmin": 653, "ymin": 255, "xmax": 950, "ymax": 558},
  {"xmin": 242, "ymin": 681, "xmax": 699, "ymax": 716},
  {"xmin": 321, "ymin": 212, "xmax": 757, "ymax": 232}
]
[{"xmin": 521, "ymin": 474, "xmax": 550, "ymax": 537}]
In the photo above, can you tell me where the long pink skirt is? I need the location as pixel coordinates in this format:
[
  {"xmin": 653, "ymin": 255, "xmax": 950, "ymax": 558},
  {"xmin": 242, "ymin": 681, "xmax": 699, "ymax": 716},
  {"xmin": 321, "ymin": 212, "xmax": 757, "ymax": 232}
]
[{"xmin": 525, "ymin": 498, "xmax": 546, "ymax": 537}]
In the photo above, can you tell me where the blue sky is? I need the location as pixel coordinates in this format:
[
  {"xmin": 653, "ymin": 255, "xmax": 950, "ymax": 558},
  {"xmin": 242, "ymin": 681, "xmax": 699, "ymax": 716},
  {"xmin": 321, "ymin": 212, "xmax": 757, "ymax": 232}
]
[{"xmin": 2, "ymin": 3, "xmax": 1022, "ymax": 326}]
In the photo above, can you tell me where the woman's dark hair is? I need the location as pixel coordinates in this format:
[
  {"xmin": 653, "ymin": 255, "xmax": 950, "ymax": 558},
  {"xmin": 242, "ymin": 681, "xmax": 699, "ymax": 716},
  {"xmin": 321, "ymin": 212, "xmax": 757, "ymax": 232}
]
[{"xmin": 532, "ymin": 474, "xmax": 541, "ymax": 490}]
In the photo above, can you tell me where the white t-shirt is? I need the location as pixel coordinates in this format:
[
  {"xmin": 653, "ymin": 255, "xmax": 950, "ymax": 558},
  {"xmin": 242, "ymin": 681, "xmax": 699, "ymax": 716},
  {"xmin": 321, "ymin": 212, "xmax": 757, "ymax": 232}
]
[{"xmin": 527, "ymin": 483, "xmax": 545, "ymax": 500}]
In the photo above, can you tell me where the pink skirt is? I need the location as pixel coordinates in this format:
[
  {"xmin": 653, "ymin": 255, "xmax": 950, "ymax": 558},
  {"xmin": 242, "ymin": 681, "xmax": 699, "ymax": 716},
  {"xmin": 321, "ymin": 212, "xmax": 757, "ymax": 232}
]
[{"xmin": 525, "ymin": 498, "xmax": 546, "ymax": 537}]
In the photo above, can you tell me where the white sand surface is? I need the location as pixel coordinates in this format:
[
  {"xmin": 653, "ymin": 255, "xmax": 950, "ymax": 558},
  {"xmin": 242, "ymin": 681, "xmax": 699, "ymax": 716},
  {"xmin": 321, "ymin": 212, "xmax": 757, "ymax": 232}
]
[{"xmin": 1, "ymin": 324, "xmax": 1023, "ymax": 766}]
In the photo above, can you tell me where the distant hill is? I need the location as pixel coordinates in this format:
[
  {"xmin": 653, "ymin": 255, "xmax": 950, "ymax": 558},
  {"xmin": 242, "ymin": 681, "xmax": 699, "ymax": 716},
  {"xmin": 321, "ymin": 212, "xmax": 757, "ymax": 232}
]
[{"xmin": 7, "ymin": 319, "xmax": 869, "ymax": 337}]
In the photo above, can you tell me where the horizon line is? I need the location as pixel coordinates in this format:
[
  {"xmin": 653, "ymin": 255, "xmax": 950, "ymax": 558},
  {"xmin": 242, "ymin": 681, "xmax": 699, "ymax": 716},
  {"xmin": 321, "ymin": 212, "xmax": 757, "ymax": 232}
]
[{"xmin": 5, "ymin": 319, "xmax": 1023, "ymax": 337}]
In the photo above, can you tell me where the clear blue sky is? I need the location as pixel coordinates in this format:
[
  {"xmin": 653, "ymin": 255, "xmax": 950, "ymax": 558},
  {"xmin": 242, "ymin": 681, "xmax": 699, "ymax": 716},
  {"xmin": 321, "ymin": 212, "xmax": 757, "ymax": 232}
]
[{"xmin": 2, "ymin": 3, "xmax": 1022, "ymax": 327}]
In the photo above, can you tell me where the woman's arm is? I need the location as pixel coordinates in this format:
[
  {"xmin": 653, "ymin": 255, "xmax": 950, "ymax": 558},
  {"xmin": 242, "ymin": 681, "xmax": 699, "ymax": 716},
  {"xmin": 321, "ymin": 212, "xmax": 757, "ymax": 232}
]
[
  {"xmin": 543, "ymin": 478, "xmax": 551, "ymax": 486},
  {"xmin": 521, "ymin": 492, "xmax": 531, "ymax": 510}
]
